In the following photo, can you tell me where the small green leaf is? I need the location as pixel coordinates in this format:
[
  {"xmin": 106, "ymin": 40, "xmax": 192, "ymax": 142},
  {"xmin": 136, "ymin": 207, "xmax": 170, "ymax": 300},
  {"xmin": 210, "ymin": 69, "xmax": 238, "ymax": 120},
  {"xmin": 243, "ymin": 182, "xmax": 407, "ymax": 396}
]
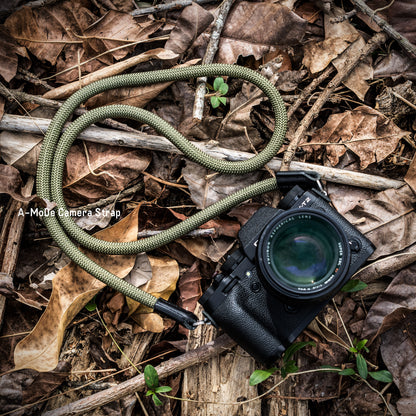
[
  {"xmin": 218, "ymin": 96, "xmax": 227, "ymax": 106},
  {"xmin": 283, "ymin": 360, "xmax": 298, "ymax": 375},
  {"xmin": 349, "ymin": 346, "xmax": 358, "ymax": 353},
  {"xmin": 249, "ymin": 367, "xmax": 278, "ymax": 386},
  {"xmin": 85, "ymin": 296, "xmax": 97, "ymax": 311},
  {"xmin": 356, "ymin": 354, "xmax": 368, "ymax": 379},
  {"xmin": 152, "ymin": 394, "xmax": 163, "ymax": 406},
  {"xmin": 155, "ymin": 386, "xmax": 173, "ymax": 393},
  {"xmin": 369, "ymin": 370, "xmax": 393, "ymax": 383},
  {"xmin": 218, "ymin": 82, "xmax": 229, "ymax": 95},
  {"xmin": 144, "ymin": 365, "xmax": 159, "ymax": 390},
  {"xmin": 339, "ymin": 368, "xmax": 356, "ymax": 376},
  {"xmin": 145, "ymin": 390, "xmax": 153, "ymax": 396},
  {"xmin": 213, "ymin": 77, "xmax": 224, "ymax": 91},
  {"xmin": 342, "ymin": 280, "xmax": 368, "ymax": 292},
  {"xmin": 210, "ymin": 96, "xmax": 220, "ymax": 109},
  {"xmin": 354, "ymin": 339, "xmax": 368, "ymax": 352},
  {"xmin": 283, "ymin": 341, "xmax": 315, "ymax": 364}
]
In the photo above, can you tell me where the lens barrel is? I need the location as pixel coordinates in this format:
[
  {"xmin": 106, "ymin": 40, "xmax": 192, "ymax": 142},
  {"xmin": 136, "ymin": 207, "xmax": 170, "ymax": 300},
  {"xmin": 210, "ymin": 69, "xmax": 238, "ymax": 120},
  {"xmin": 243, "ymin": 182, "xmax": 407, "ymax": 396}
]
[{"xmin": 257, "ymin": 209, "xmax": 350, "ymax": 302}]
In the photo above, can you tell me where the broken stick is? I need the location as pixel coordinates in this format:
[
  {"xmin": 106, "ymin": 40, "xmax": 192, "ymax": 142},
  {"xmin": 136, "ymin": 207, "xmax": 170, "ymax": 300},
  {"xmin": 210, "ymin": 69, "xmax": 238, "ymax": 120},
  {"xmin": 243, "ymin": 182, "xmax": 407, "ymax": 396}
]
[
  {"xmin": 0, "ymin": 113, "xmax": 404, "ymax": 191},
  {"xmin": 281, "ymin": 31, "xmax": 388, "ymax": 170}
]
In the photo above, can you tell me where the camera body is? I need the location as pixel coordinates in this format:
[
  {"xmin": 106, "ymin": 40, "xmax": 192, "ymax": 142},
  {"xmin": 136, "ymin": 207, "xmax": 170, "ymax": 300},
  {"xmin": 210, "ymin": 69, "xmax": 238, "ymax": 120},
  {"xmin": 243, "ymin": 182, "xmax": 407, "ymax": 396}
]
[{"xmin": 199, "ymin": 184, "xmax": 374, "ymax": 364}]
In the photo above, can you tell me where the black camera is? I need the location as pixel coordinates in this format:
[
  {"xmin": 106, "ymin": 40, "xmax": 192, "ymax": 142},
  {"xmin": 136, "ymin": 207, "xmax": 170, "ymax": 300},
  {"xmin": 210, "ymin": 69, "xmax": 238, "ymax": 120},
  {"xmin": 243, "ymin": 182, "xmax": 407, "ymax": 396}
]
[{"xmin": 199, "ymin": 172, "xmax": 375, "ymax": 364}]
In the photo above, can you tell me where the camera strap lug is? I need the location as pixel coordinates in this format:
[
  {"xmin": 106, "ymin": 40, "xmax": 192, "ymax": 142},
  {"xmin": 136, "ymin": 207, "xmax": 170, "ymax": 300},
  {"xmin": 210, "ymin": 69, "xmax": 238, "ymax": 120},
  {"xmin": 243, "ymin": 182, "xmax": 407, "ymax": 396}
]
[
  {"xmin": 275, "ymin": 171, "xmax": 326, "ymax": 194},
  {"xmin": 192, "ymin": 318, "xmax": 212, "ymax": 327}
]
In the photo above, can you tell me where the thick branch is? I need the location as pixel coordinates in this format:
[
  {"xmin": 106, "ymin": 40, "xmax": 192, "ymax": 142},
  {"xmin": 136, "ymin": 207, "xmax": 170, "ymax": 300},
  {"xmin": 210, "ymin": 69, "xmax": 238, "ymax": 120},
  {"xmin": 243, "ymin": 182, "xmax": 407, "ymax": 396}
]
[
  {"xmin": 0, "ymin": 83, "xmax": 138, "ymax": 133},
  {"xmin": 131, "ymin": 0, "xmax": 218, "ymax": 16},
  {"xmin": 193, "ymin": 0, "xmax": 234, "ymax": 121},
  {"xmin": 0, "ymin": 113, "xmax": 404, "ymax": 191},
  {"xmin": 281, "ymin": 31, "xmax": 388, "ymax": 170},
  {"xmin": 350, "ymin": 0, "xmax": 416, "ymax": 58},
  {"xmin": 42, "ymin": 334, "xmax": 236, "ymax": 416}
]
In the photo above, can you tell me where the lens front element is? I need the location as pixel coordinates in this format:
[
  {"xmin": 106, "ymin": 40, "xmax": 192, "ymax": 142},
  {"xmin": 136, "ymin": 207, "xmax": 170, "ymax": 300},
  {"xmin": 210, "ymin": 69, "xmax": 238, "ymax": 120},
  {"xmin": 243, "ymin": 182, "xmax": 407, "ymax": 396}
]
[{"xmin": 259, "ymin": 210, "xmax": 348, "ymax": 298}]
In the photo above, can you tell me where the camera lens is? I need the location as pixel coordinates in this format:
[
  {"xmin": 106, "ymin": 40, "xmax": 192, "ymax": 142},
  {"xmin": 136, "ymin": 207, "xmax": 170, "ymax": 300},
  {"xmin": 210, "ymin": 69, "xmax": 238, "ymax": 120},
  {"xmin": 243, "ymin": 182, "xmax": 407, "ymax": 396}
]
[
  {"xmin": 269, "ymin": 216, "xmax": 339, "ymax": 287},
  {"xmin": 258, "ymin": 209, "xmax": 349, "ymax": 300}
]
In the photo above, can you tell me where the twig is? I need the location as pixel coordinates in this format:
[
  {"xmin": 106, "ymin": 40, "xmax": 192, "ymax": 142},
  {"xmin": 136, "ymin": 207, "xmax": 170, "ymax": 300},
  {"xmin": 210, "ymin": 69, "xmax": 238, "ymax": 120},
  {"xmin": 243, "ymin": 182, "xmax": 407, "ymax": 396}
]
[
  {"xmin": 192, "ymin": 0, "xmax": 234, "ymax": 121},
  {"xmin": 0, "ymin": 83, "xmax": 139, "ymax": 133},
  {"xmin": 42, "ymin": 48, "xmax": 178, "ymax": 100},
  {"xmin": 42, "ymin": 36, "xmax": 169, "ymax": 81},
  {"xmin": 137, "ymin": 228, "xmax": 216, "ymax": 238},
  {"xmin": 330, "ymin": 9, "xmax": 357, "ymax": 23},
  {"xmin": 78, "ymin": 182, "xmax": 143, "ymax": 211},
  {"xmin": 0, "ymin": 177, "xmax": 35, "ymax": 328},
  {"xmin": 281, "ymin": 32, "xmax": 388, "ymax": 170},
  {"xmin": 16, "ymin": 68, "xmax": 53, "ymax": 91},
  {"xmin": 350, "ymin": 0, "xmax": 416, "ymax": 58},
  {"xmin": 287, "ymin": 66, "xmax": 335, "ymax": 119},
  {"xmin": 0, "ymin": 113, "xmax": 405, "ymax": 191},
  {"xmin": 41, "ymin": 334, "xmax": 236, "ymax": 416},
  {"xmin": 131, "ymin": 0, "xmax": 218, "ymax": 16}
]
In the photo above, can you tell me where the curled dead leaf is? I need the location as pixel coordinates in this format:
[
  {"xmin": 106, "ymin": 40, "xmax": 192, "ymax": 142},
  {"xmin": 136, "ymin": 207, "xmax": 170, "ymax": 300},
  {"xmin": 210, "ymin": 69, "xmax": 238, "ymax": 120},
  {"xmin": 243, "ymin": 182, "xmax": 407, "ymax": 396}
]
[
  {"xmin": 309, "ymin": 105, "xmax": 409, "ymax": 169},
  {"xmin": 13, "ymin": 207, "xmax": 140, "ymax": 372},
  {"xmin": 127, "ymin": 255, "xmax": 179, "ymax": 333},
  {"xmin": 362, "ymin": 265, "xmax": 416, "ymax": 341},
  {"xmin": 63, "ymin": 141, "xmax": 151, "ymax": 207},
  {"xmin": 183, "ymin": 161, "xmax": 262, "ymax": 209},
  {"xmin": 343, "ymin": 185, "xmax": 416, "ymax": 260},
  {"xmin": 165, "ymin": 2, "xmax": 214, "ymax": 55},
  {"xmin": 0, "ymin": 165, "xmax": 35, "ymax": 202},
  {"xmin": 216, "ymin": 1, "xmax": 307, "ymax": 64}
]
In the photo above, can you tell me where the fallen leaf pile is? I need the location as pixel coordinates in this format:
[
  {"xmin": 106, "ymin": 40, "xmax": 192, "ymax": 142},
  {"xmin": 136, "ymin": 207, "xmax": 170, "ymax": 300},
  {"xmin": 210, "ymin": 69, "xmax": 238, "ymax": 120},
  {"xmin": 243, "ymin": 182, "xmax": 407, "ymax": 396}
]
[{"xmin": 0, "ymin": 0, "xmax": 416, "ymax": 414}]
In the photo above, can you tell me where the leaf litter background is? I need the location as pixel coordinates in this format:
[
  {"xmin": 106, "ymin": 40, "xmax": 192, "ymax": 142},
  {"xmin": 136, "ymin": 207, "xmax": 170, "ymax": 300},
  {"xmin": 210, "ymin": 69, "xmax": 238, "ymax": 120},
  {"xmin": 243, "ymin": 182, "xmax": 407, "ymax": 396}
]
[{"xmin": 0, "ymin": 0, "xmax": 415, "ymax": 415}]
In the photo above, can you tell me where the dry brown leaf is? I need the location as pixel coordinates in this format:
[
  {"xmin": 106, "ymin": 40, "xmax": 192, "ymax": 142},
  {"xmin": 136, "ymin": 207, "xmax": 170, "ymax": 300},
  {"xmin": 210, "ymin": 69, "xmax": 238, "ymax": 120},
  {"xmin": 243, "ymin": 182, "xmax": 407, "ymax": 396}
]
[
  {"xmin": 405, "ymin": 153, "xmax": 416, "ymax": 194},
  {"xmin": 0, "ymin": 25, "xmax": 27, "ymax": 83},
  {"xmin": 43, "ymin": 48, "xmax": 178, "ymax": 100},
  {"xmin": 344, "ymin": 185, "xmax": 416, "ymax": 260},
  {"xmin": 177, "ymin": 262, "xmax": 202, "ymax": 336},
  {"xmin": 303, "ymin": 8, "xmax": 359, "ymax": 75},
  {"xmin": 127, "ymin": 255, "xmax": 179, "ymax": 333},
  {"xmin": 309, "ymin": 105, "xmax": 409, "ymax": 169},
  {"xmin": 22, "ymin": 361, "xmax": 71, "ymax": 404},
  {"xmin": 85, "ymin": 59, "xmax": 200, "ymax": 109},
  {"xmin": 380, "ymin": 311, "xmax": 416, "ymax": 405},
  {"xmin": 0, "ymin": 165, "xmax": 34, "ymax": 202},
  {"xmin": 362, "ymin": 265, "xmax": 416, "ymax": 340},
  {"xmin": 165, "ymin": 2, "xmax": 214, "ymax": 55},
  {"xmin": 374, "ymin": 50, "xmax": 416, "ymax": 81},
  {"xmin": 5, "ymin": 0, "xmax": 96, "ymax": 66},
  {"xmin": 13, "ymin": 207, "xmax": 140, "ymax": 372},
  {"xmin": 0, "ymin": 132, "xmax": 43, "ymax": 176},
  {"xmin": 183, "ymin": 161, "xmax": 262, "ymax": 209},
  {"xmin": 216, "ymin": 2, "xmax": 307, "ymax": 64},
  {"xmin": 388, "ymin": 0, "xmax": 416, "ymax": 45},
  {"xmin": 303, "ymin": 6, "xmax": 372, "ymax": 100},
  {"xmin": 63, "ymin": 141, "xmax": 151, "ymax": 207},
  {"xmin": 5, "ymin": 1, "xmax": 161, "ymax": 83}
]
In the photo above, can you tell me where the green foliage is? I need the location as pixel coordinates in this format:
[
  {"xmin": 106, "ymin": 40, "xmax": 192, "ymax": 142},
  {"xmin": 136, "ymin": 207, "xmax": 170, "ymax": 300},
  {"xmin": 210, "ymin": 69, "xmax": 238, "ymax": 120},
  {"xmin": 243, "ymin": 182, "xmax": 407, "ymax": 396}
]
[
  {"xmin": 341, "ymin": 279, "xmax": 368, "ymax": 292},
  {"xmin": 249, "ymin": 341, "xmax": 315, "ymax": 385},
  {"xmin": 249, "ymin": 367, "xmax": 278, "ymax": 386},
  {"xmin": 356, "ymin": 353, "xmax": 368, "ymax": 379},
  {"xmin": 369, "ymin": 370, "xmax": 393, "ymax": 383},
  {"xmin": 85, "ymin": 296, "xmax": 97, "ymax": 311},
  {"xmin": 210, "ymin": 77, "xmax": 228, "ymax": 108},
  {"xmin": 144, "ymin": 365, "xmax": 172, "ymax": 406},
  {"xmin": 339, "ymin": 368, "xmax": 356, "ymax": 376},
  {"xmin": 349, "ymin": 338, "xmax": 369, "ymax": 354}
]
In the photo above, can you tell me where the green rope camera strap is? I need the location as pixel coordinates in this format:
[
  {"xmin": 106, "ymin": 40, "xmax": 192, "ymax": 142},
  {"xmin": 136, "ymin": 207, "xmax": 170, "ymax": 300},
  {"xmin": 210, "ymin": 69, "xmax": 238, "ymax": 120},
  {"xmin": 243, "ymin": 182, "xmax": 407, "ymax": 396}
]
[{"xmin": 37, "ymin": 64, "xmax": 287, "ymax": 316}]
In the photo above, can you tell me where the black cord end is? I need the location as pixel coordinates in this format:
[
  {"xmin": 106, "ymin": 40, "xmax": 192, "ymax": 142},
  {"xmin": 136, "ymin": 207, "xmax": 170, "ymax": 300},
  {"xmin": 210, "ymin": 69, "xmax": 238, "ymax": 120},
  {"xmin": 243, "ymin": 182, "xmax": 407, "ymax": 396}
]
[{"xmin": 154, "ymin": 298, "xmax": 199, "ymax": 330}]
